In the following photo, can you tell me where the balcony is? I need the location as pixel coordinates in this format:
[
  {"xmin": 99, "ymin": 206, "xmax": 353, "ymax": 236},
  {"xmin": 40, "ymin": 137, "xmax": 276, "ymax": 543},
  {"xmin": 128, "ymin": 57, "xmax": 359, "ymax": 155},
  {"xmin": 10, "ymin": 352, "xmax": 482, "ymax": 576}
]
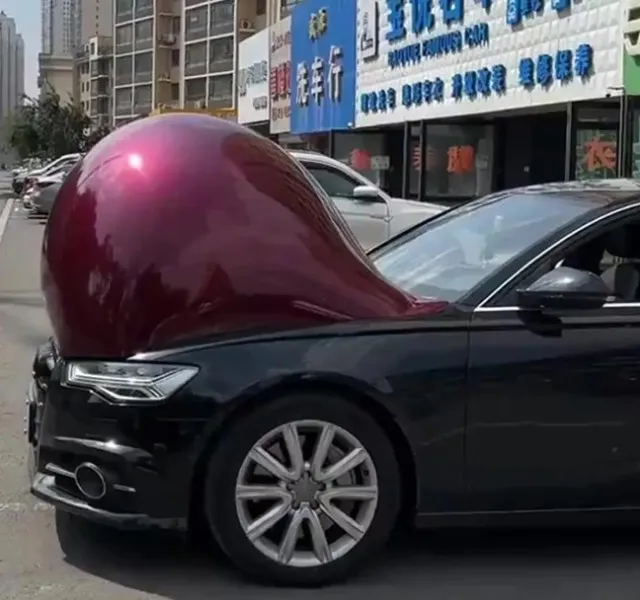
[
  {"xmin": 90, "ymin": 60, "xmax": 110, "ymax": 78},
  {"xmin": 91, "ymin": 81, "xmax": 110, "ymax": 97},
  {"xmin": 157, "ymin": 66, "xmax": 180, "ymax": 83}
]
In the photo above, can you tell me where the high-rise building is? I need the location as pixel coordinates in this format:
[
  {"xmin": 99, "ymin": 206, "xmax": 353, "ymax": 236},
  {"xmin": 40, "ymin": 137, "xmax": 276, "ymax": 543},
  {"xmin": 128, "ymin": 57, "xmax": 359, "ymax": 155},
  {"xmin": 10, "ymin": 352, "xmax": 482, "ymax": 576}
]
[
  {"xmin": 113, "ymin": 0, "xmax": 182, "ymax": 127},
  {"xmin": 180, "ymin": 0, "xmax": 271, "ymax": 113},
  {"xmin": 74, "ymin": 36, "xmax": 113, "ymax": 130},
  {"xmin": 0, "ymin": 11, "xmax": 24, "ymax": 119},
  {"xmin": 40, "ymin": 0, "xmax": 112, "ymax": 99},
  {"xmin": 0, "ymin": 11, "xmax": 24, "ymax": 162}
]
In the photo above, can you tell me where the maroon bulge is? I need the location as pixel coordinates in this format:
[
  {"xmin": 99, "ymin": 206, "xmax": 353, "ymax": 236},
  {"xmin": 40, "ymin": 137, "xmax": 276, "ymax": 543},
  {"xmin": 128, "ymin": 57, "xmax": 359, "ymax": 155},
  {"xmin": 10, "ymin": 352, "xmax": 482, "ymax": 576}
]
[{"xmin": 41, "ymin": 114, "xmax": 423, "ymax": 359}]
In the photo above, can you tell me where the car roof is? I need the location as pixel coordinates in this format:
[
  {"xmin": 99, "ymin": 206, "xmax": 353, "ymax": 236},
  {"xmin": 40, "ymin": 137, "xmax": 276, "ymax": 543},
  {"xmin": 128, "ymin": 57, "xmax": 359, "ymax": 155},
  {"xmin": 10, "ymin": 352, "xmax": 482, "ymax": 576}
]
[{"xmin": 489, "ymin": 179, "xmax": 640, "ymax": 208}]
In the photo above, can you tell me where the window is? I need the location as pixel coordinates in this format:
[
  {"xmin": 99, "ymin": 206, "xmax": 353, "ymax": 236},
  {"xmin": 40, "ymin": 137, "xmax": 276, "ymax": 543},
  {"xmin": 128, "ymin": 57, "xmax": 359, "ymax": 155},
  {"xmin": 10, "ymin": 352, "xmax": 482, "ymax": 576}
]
[
  {"xmin": 256, "ymin": 0, "xmax": 266, "ymax": 15},
  {"xmin": 208, "ymin": 74, "xmax": 233, "ymax": 107},
  {"xmin": 115, "ymin": 24, "xmax": 133, "ymax": 50},
  {"xmin": 135, "ymin": 0, "xmax": 153, "ymax": 18},
  {"xmin": 134, "ymin": 52, "xmax": 152, "ymax": 83},
  {"xmin": 135, "ymin": 19, "xmax": 153, "ymax": 42},
  {"xmin": 209, "ymin": 36, "xmax": 233, "ymax": 72},
  {"xmin": 134, "ymin": 85, "xmax": 152, "ymax": 112},
  {"xmin": 115, "ymin": 0, "xmax": 133, "ymax": 22},
  {"xmin": 185, "ymin": 78, "xmax": 206, "ymax": 103},
  {"xmin": 304, "ymin": 165, "xmax": 361, "ymax": 199},
  {"xmin": 371, "ymin": 192, "xmax": 598, "ymax": 303},
  {"xmin": 185, "ymin": 6, "xmax": 208, "ymax": 41},
  {"xmin": 115, "ymin": 55, "xmax": 133, "ymax": 85},
  {"xmin": 410, "ymin": 124, "xmax": 494, "ymax": 200},
  {"xmin": 185, "ymin": 42, "xmax": 207, "ymax": 76},
  {"xmin": 171, "ymin": 49, "xmax": 180, "ymax": 67},
  {"xmin": 210, "ymin": 0, "xmax": 234, "ymax": 36}
]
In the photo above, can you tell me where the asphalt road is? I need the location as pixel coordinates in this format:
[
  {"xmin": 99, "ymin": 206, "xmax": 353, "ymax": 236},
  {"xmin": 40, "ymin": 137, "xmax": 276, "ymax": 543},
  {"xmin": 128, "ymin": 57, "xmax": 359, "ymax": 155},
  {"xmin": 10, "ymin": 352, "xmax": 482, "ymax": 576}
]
[{"xmin": 3, "ymin": 173, "xmax": 640, "ymax": 598}]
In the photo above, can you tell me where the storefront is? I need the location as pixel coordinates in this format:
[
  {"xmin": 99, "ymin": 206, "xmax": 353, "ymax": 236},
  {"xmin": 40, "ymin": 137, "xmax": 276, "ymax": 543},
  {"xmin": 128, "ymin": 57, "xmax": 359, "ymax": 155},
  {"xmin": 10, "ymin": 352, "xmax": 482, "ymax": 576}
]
[
  {"xmin": 289, "ymin": 0, "xmax": 384, "ymax": 163},
  {"xmin": 355, "ymin": 0, "xmax": 624, "ymax": 203},
  {"xmin": 238, "ymin": 28, "xmax": 270, "ymax": 136}
]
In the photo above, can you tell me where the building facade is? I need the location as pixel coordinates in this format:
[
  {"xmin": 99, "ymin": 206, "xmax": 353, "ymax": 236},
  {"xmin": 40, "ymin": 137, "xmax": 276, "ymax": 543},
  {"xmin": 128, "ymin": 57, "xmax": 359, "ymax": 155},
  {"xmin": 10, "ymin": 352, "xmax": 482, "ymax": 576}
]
[
  {"xmin": 74, "ymin": 36, "xmax": 113, "ymax": 129},
  {"xmin": 271, "ymin": 0, "xmax": 640, "ymax": 202},
  {"xmin": 0, "ymin": 11, "xmax": 24, "ymax": 162},
  {"xmin": 41, "ymin": 0, "xmax": 112, "ymax": 100},
  {"xmin": 238, "ymin": 27, "xmax": 269, "ymax": 131},
  {"xmin": 113, "ymin": 0, "xmax": 181, "ymax": 126}
]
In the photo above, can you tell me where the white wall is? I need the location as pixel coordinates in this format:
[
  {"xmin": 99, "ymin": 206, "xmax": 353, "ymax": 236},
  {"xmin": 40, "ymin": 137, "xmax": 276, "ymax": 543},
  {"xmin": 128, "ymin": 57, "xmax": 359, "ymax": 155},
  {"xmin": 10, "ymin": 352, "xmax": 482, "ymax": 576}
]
[{"xmin": 356, "ymin": 0, "xmax": 624, "ymax": 128}]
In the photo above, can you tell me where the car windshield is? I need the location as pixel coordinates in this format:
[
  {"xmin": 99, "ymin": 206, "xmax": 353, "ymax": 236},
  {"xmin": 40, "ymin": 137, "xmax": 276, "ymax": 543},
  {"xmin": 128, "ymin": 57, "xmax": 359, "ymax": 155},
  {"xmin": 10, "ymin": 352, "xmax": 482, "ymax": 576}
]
[{"xmin": 371, "ymin": 192, "xmax": 600, "ymax": 303}]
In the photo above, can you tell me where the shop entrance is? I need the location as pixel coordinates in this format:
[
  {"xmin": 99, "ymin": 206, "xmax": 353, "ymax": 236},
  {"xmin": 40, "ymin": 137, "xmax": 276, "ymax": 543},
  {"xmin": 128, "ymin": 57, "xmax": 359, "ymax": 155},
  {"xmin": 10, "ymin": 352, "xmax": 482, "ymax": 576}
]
[{"xmin": 497, "ymin": 112, "xmax": 567, "ymax": 190}]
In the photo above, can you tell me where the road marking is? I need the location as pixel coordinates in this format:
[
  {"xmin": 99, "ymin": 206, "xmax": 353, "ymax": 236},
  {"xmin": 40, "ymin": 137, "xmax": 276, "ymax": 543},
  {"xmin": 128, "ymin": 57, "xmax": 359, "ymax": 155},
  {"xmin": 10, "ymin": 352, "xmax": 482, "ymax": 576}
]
[{"xmin": 0, "ymin": 197, "xmax": 14, "ymax": 247}]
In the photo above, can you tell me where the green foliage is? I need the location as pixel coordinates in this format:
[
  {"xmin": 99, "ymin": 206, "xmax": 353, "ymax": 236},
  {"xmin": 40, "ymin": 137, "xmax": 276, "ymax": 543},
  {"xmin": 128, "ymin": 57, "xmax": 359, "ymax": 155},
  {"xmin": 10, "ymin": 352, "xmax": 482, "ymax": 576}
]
[{"xmin": 6, "ymin": 89, "xmax": 112, "ymax": 160}]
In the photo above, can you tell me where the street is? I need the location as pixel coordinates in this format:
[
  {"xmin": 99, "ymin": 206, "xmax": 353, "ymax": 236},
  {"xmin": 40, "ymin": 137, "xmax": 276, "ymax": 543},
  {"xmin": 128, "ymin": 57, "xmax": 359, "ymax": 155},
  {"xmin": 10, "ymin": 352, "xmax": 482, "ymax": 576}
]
[{"xmin": 3, "ymin": 175, "xmax": 640, "ymax": 599}]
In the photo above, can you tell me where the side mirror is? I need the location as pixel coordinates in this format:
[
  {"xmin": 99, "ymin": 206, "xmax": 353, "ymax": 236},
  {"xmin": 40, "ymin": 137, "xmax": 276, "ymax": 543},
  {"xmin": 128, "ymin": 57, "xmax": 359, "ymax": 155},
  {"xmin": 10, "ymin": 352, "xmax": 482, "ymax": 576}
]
[
  {"xmin": 517, "ymin": 266, "xmax": 611, "ymax": 311},
  {"xmin": 352, "ymin": 185, "xmax": 380, "ymax": 201}
]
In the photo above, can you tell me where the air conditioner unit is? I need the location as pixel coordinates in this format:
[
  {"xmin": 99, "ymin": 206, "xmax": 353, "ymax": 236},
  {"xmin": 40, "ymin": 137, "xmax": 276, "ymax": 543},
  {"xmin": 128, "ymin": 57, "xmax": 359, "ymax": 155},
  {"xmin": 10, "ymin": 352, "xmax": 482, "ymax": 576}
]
[{"xmin": 239, "ymin": 19, "xmax": 255, "ymax": 32}]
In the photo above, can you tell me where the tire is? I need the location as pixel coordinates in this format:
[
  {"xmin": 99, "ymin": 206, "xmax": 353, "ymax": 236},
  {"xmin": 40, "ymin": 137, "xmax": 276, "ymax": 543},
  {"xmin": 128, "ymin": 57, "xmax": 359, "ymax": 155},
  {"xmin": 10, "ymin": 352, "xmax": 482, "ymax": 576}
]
[{"xmin": 203, "ymin": 392, "xmax": 401, "ymax": 587}]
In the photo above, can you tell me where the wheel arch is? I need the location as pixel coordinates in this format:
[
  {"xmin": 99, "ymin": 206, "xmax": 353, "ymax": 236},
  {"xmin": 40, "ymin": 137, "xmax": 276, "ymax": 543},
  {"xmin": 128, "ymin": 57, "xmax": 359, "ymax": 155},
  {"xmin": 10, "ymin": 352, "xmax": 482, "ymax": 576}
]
[{"xmin": 188, "ymin": 377, "xmax": 418, "ymax": 528}]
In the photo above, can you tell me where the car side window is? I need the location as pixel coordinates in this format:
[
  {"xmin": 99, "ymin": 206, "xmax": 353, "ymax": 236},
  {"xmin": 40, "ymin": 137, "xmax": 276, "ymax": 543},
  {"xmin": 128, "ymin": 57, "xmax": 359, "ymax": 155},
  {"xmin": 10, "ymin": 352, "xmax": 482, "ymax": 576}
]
[
  {"xmin": 491, "ymin": 217, "xmax": 640, "ymax": 307},
  {"xmin": 304, "ymin": 164, "xmax": 361, "ymax": 199}
]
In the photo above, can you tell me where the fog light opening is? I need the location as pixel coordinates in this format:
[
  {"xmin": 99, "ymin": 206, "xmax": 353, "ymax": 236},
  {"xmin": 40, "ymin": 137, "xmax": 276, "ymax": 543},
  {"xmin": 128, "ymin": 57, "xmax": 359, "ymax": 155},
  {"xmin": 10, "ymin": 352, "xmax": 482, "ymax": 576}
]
[{"xmin": 74, "ymin": 463, "xmax": 107, "ymax": 500}]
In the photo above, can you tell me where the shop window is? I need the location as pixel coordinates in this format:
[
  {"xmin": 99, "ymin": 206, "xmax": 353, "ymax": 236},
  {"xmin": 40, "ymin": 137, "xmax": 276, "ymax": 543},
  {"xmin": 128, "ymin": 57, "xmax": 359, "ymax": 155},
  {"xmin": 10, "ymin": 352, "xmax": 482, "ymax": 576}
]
[
  {"xmin": 410, "ymin": 124, "xmax": 494, "ymax": 200},
  {"xmin": 333, "ymin": 132, "xmax": 388, "ymax": 189},
  {"xmin": 574, "ymin": 129, "xmax": 617, "ymax": 180}
]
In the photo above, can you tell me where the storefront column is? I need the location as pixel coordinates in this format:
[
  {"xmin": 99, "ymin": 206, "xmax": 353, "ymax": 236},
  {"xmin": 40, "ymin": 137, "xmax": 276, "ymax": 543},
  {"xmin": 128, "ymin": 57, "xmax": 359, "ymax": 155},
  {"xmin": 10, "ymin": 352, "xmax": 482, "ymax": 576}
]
[
  {"xmin": 401, "ymin": 121, "xmax": 411, "ymax": 198},
  {"xmin": 417, "ymin": 120, "xmax": 427, "ymax": 201},
  {"xmin": 617, "ymin": 93, "xmax": 632, "ymax": 177},
  {"xmin": 564, "ymin": 102, "xmax": 577, "ymax": 181},
  {"xmin": 328, "ymin": 131, "xmax": 335, "ymax": 158}
]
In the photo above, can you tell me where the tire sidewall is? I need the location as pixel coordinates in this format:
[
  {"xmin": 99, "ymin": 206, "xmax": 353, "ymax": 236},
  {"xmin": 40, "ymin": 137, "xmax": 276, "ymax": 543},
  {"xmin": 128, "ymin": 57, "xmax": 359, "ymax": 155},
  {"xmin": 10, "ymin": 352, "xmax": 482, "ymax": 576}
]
[{"xmin": 203, "ymin": 393, "xmax": 401, "ymax": 586}]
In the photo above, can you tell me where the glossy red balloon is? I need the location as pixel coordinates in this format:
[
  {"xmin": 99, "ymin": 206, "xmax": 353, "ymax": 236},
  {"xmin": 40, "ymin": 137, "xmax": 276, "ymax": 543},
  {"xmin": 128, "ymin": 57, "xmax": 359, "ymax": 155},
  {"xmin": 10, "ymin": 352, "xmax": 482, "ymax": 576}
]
[{"xmin": 41, "ymin": 114, "xmax": 444, "ymax": 358}]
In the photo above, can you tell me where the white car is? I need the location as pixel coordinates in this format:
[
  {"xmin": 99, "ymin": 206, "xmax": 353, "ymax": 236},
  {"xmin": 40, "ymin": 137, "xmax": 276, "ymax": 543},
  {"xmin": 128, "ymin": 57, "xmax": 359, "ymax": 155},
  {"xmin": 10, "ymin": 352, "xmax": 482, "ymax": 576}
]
[
  {"xmin": 291, "ymin": 151, "xmax": 445, "ymax": 249},
  {"xmin": 15, "ymin": 153, "xmax": 82, "ymax": 194}
]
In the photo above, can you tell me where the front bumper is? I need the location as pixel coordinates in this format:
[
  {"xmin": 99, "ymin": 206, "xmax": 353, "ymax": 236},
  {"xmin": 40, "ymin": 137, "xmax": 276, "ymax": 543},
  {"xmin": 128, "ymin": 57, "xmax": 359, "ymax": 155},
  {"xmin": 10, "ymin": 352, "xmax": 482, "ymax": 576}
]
[{"xmin": 26, "ymin": 348, "xmax": 205, "ymax": 531}]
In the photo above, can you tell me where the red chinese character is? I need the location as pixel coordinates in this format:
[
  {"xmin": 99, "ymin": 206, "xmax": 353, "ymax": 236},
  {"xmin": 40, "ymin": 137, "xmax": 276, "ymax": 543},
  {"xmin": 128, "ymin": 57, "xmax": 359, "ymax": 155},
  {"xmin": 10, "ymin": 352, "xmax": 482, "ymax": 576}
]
[
  {"xmin": 350, "ymin": 149, "xmax": 371, "ymax": 171},
  {"xmin": 447, "ymin": 145, "xmax": 475, "ymax": 174},
  {"xmin": 283, "ymin": 61, "xmax": 291, "ymax": 96},
  {"xmin": 276, "ymin": 64, "xmax": 286, "ymax": 98},
  {"xmin": 269, "ymin": 67, "xmax": 278, "ymax": 99}
]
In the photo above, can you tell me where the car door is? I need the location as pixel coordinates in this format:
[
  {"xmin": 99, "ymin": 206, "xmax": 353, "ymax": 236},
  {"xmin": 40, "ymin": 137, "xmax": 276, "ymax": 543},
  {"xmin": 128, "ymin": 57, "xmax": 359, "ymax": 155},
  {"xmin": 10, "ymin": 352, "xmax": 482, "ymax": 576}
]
[
  {"xmin": 466, "ymin": 211, "xmax": 640, "ymax": 513},
  {"xmin": 303, "ymin": 162, "xmax": 390, "ymax": 249}
]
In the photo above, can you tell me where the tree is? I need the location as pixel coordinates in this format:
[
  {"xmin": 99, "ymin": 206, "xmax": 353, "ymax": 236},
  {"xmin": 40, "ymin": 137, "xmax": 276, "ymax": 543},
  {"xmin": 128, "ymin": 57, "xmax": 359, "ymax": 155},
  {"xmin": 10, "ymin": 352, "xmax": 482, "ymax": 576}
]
[{"xmin": 7, "ymin": 89, "xmax": 112, "ymax": 159}]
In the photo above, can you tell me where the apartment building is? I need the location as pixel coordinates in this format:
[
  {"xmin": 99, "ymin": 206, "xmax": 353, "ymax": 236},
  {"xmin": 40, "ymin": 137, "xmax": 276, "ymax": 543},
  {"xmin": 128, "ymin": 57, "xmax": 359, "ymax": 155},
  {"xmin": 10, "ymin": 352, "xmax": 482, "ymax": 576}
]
[
  {"xmin": 0, "ymin": 11, "xmax": 24, "ymax": 162},
  {"xmin": 41, "ymin": 0, "xmax": 112, "ymax": 99},
  {"xmin": 74, "ymin": 36, "xmax": 113, "ymax": 129},
  {"xmin": 180, "ymin": 0, "xmax": 271, "ymax": 112},
  {"xmin": 113, "ymin": 0, "xmax": 181, "ymax": 126}
]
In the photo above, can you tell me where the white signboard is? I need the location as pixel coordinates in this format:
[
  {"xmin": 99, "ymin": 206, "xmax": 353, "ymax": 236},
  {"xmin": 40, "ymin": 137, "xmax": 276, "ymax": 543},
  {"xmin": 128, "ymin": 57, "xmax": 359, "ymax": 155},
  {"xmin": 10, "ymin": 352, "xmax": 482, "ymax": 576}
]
[
  {"xmin": 269, "ymin": 16, "xmax": 292, "ymax": 134},
  {"xmin": 238, "ymin": 28, "xmax": 270, "ymax": 125},
  {"xmin": 356, "ymin": 0, "xmax": 623, "ymax": 128}
]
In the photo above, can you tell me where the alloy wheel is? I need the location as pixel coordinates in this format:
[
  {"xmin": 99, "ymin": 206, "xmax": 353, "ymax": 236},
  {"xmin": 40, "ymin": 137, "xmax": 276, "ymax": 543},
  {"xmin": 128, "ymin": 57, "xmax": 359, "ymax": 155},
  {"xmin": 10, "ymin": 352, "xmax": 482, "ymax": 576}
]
[{"xmin": 234, "ymin": 419, "xmax": 379, "ymax": 568}]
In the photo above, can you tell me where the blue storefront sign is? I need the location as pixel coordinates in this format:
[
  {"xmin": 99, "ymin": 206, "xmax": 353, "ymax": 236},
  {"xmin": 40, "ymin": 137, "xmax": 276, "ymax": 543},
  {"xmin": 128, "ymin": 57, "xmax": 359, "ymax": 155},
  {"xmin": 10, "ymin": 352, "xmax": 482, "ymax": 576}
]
[{"xmin": 290, "ymin": 0, "xmax": 357, "ymax": 134}]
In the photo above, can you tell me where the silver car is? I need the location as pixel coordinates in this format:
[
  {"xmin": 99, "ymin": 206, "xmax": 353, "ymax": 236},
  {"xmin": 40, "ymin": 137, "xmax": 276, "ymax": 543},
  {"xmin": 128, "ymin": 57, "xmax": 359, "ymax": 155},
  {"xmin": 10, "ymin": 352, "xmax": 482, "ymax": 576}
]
[{"xmin": 292, "ymin": 151, "xmax": 445, "ymax": 249}]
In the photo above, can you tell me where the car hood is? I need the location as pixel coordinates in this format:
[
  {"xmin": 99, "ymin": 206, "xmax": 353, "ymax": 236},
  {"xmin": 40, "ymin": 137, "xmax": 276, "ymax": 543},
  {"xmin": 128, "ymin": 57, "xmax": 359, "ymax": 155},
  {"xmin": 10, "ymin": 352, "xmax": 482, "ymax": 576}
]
[{"xmin": 389, "ymin": 197, "xmax": 447, "ymax": 214}]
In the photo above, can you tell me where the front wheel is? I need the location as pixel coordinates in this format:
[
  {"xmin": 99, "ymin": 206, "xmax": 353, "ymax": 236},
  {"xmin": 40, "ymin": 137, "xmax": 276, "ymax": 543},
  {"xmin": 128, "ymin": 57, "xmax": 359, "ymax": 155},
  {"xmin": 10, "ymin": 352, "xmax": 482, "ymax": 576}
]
[{"xmin": 203, "ymin": 393, "xmax": 401, "ymax": 586}]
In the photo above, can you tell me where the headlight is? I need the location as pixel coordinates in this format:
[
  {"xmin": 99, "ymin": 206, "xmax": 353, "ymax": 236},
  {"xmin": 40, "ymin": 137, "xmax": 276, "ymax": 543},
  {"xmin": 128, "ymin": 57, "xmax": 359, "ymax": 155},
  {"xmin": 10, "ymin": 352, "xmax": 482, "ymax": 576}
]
[{"xmin": 63, "ymin": 361, "xmax": 199, "ymax": 403}]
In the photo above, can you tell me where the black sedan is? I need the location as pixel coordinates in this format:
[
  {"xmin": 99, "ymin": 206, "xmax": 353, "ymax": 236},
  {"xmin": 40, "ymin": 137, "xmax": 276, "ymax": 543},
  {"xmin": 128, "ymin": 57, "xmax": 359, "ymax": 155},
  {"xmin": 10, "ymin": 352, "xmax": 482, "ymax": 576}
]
[{"xmin": 26, "ymin": 118, "xmax": 640, "ymax": 587}]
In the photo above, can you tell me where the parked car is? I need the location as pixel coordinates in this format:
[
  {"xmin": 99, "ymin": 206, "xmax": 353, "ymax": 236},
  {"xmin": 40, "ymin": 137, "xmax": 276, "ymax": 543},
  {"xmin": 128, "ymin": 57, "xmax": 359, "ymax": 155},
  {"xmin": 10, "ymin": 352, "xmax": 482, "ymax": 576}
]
[
  {"xmin": 30, "ymin": 116, "xmax": 640, "ymax": 587},
  {"xmin": 24, "ymin": 163, "xmax": 75, "ymax": 213},
  {"xmin": 13, "ymin": 153, "xmax": 81, "ymax": 195},
  {"xmin": 292, "ymin": 151, "xmax": 445, "ymax": 249}
]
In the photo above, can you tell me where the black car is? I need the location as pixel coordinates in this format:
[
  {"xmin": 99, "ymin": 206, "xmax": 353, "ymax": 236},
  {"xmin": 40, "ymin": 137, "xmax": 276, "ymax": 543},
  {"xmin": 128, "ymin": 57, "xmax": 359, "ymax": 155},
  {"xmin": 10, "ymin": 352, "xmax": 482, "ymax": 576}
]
[{"xmin": 28, "ymin": 177, "xmax": 640, "ymax": 587}]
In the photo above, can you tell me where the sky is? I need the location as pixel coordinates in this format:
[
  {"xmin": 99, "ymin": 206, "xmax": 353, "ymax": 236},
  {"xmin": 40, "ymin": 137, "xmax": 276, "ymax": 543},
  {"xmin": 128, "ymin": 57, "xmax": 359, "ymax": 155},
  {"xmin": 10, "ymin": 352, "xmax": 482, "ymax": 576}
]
[{"xmin": 0, "ymin": 0, "xmax": 39, "ymax": 98}]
